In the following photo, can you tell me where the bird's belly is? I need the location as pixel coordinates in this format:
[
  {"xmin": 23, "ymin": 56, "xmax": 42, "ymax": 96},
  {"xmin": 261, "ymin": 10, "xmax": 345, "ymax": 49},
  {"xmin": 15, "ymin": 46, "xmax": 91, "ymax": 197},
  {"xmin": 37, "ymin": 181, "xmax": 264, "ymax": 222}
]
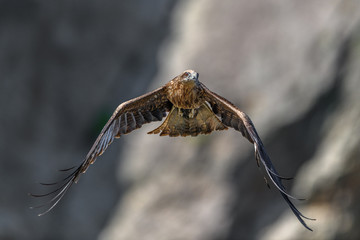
[
  {"xmin": 147, "ymin": 104, "xmax": 227, "ymax": 137},
  {"xmin": 167, "ymin": 82, "xmax": 203, "ymax": 109}
]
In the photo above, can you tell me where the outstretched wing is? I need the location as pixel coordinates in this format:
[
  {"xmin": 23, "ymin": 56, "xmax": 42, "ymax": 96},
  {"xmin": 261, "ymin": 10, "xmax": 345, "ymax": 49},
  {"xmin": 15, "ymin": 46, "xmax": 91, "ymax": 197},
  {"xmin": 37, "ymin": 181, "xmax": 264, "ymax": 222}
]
[
  {"xmin": 30, "ymin": 86, "xmax": 172, "ymax": 215},
  {"xmin": 201, "ymin": 83, "xmax": 314, "ymax": 231}
]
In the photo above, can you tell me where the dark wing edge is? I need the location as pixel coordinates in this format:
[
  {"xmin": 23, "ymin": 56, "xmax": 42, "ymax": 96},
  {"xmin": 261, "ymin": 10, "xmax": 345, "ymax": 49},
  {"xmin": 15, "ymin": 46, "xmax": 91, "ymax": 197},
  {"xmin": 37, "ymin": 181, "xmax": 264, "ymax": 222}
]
[
  {"xmin": 201, "ymin": 83, "xmax": 315, "ymax": 231},
  {"xmin": 30, "ymin": 86, "xmax": 172, "ymax": 216}
]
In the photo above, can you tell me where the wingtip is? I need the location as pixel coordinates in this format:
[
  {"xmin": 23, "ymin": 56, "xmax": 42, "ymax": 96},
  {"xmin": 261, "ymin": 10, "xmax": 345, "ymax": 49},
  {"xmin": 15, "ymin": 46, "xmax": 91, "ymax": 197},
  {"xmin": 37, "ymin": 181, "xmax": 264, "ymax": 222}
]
[
  {"xmin": 58, "ymin": 166, "xmax": 77, "ymax": 172},
  {"xmin": 306, "ymin": 226, "xmax": 313, "ymax": 232}
]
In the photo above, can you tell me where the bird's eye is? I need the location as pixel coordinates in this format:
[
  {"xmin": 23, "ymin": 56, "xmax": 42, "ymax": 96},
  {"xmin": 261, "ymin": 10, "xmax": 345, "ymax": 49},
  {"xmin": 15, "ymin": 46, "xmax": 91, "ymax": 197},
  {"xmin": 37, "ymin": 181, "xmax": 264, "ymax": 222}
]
[{"xmin": 182, "ymin": 72, "xmax": 191, "ymax": 78}]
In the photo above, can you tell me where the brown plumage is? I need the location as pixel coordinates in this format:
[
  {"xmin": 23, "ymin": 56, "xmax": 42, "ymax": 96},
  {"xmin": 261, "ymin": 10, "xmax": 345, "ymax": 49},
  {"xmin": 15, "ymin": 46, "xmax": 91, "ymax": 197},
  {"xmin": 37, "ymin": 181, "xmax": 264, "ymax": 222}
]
[{"xmin": 31, "ymin": 70, "xmax": 314, "ymax": 230}]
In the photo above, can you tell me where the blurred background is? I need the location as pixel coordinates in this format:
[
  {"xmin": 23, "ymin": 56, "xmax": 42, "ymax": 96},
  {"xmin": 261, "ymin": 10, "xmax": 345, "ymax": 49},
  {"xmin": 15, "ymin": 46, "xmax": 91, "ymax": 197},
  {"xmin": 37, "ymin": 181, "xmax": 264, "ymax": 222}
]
[{"xmin": 1, "ymin": 0, "xmax": 360, "ymax": 239}]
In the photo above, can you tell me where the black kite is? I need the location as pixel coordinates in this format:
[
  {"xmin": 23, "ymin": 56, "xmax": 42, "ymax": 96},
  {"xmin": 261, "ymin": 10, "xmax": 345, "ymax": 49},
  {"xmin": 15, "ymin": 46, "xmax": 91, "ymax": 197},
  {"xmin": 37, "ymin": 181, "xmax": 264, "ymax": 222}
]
[{"xmin": 31, "ymin": 70, "xmax": 314, "ymax": 230}]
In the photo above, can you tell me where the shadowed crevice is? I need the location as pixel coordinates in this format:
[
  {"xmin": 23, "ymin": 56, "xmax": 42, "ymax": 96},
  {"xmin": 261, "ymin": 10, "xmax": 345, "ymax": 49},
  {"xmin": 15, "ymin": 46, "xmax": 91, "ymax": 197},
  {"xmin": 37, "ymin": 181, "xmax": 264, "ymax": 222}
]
[{"xmin": 222, "ymin": 35, "xmax": 351, "ymax": 239}]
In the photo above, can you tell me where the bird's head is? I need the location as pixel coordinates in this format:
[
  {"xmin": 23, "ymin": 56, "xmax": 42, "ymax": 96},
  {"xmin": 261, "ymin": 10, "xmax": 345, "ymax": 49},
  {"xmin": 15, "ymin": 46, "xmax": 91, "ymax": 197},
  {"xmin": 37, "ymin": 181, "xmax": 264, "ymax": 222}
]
[{"xmin": 180, "ymin": 69, "xmax": 199, "ymax": 82}]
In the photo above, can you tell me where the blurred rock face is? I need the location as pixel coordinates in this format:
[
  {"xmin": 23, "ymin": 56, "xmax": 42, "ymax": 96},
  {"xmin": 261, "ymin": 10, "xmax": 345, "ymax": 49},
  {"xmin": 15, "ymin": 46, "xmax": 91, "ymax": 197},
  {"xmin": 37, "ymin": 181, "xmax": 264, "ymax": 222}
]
[
  {"xmin": 1, "ymin": 0, "xmax": 360, "ymax": 240},
  {"xmin": 0, "ymin": 0, "xmax": 176, "ymax": 240},
  {"xmin": 100, "ymin": 1, "xmax": 360, "ymax": 240}
]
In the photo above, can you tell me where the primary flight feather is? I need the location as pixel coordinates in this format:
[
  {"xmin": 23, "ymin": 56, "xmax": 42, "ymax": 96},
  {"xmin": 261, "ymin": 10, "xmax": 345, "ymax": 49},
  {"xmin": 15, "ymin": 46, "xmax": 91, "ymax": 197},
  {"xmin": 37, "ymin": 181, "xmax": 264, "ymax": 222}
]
[{"xmin": 31, "ymin": 69, "xmax": 314, "ymax": 230}]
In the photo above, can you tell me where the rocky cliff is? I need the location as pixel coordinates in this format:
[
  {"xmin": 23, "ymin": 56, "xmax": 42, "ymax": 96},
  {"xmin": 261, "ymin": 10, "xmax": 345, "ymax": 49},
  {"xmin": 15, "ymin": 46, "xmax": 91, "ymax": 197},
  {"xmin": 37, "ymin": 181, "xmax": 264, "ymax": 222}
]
[{"xmin": 1, "ymin": 1, "xmax": 360, "ymax": 240}]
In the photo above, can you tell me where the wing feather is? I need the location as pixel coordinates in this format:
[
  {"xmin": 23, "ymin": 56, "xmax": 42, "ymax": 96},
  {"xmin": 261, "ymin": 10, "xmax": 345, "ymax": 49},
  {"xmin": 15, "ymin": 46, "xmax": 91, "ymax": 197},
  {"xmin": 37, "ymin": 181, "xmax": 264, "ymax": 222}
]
[
  {"xmin": 201, "ymin": 83, "xmax": 314, "ymax": 231},
  {"xmin": 31, "ymin": 86, "xmax": 172, "ymax": 215}
]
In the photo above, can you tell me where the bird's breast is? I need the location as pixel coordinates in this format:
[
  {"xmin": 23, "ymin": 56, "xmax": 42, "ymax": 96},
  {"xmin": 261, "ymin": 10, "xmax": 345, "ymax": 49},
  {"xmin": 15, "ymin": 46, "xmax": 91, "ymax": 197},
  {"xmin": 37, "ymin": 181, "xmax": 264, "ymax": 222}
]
[{"xmin": 166, "ymin": 80, "xmax": 204, "ymax": 109}]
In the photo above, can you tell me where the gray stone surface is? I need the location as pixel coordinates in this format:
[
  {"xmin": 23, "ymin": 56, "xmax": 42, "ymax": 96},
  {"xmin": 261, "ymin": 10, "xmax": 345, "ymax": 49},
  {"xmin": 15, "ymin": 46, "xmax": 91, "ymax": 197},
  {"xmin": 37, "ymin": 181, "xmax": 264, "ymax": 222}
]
[
  {"xmin": 101, "ymin": 1, "xmax": 360, "ymax": 240},
  {"xmin": 1, "ymin": 0, "xmax": 360, "ymax": 240},
  {"xmin": 0, "ymin": 0, "xmax": 176, "ymax": 239}
]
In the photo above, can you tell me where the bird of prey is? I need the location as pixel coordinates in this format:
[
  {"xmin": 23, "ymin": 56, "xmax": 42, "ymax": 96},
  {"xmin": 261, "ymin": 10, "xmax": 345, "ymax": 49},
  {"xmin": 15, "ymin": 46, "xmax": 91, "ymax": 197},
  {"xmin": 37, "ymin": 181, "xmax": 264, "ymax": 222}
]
[{"xmin": 31, "ymin": 69, "xmax": 314, "ymax": 230}]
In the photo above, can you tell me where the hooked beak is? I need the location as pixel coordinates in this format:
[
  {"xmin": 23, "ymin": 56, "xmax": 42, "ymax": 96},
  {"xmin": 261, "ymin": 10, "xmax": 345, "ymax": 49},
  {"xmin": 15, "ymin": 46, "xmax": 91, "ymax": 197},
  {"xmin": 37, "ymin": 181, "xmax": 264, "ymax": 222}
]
[
  {"xmin": 191, "ymin": 72, "xmax": 199, "ymax": 81},
  {"xmin": 183, "ymin": 69, "xmax": 199, "ymax": 81}
]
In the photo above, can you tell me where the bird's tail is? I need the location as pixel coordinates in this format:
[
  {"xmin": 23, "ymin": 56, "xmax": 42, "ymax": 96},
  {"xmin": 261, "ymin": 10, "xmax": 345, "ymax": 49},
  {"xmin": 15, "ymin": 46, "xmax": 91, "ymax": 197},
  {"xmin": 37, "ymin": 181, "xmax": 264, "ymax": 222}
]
[{"xmin": 148, "ymin": 104, "xmax": 227, "ymax": 137}]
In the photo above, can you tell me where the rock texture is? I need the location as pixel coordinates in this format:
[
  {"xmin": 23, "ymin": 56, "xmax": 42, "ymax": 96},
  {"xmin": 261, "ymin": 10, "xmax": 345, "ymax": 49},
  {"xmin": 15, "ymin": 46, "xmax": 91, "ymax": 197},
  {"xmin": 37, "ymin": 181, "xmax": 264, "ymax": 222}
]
[
  {"xmin": 0, "ymin": 1, "xmax": 176, "ymax": 239},
  {"xmin": 1, "ymin": 0, "xmax": 360, "ymax": 240},
  {"xmin": 101, "ymin": 1, "xmax": 360, "ymax": 240}
]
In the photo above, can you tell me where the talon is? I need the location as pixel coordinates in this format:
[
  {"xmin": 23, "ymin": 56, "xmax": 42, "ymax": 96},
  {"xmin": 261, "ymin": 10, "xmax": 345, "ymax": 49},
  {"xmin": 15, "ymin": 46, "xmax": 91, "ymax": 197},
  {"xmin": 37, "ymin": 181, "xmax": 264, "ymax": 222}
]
[
  {"xmin": 189, "ymin": 108, "xmax": 195, "ymax": 118},
  {"xmin": 178, "ymin": 107, "xmax": 183, "ymax": 117}
]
